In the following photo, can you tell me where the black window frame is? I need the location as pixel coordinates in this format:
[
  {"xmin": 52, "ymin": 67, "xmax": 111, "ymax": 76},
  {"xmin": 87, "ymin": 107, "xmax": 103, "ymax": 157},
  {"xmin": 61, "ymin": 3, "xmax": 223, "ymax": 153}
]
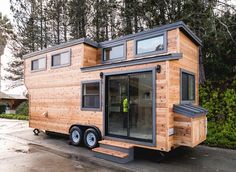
[
  {"xmin": 81, "ymin": 80, "xmax": 101, "ymax": 111},
  {"xmin": 134, "ymin": 32, "xmax": 167, "ymax": 58},
  {"xmin": 51, "ymin": 50, "xmax": 71, "ymax": 68},
  {"xmin": 31, "ymin": 57, "xmax": 46, "ymax": 72},
  {"xmin": 180, "ymin": 69, "xmax": 196, "ymax": 103},
  {"xmin": 101, "ymin": 42, "xmax": 126, "ymax": 63}
]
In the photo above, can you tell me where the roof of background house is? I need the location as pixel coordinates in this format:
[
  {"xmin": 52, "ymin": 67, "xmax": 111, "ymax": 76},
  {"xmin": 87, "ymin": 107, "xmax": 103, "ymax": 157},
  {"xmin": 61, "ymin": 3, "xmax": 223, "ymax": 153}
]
[
  {"xmin": 0, "ymin": 92, "xmax": 27, "ymax": 100},
  {"xmin": 23, "ymin": 21, "xmax": 202, "ymax": 59}
]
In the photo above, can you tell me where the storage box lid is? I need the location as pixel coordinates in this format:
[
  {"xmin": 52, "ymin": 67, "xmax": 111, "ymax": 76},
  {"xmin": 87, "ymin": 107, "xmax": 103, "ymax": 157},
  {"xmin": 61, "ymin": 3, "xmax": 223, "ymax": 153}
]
[{"xmin": 173, "ymin": 104, "xmax": 208, "ymax": 118}]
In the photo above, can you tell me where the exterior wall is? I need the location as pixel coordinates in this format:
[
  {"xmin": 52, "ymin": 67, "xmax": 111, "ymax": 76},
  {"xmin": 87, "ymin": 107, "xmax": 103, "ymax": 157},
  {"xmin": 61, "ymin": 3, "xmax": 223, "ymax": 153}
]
[
  {"xmin": 81, "ymin": 29, "xmax": 179, "ymax": 67},
  {"xmin": 24, "ymin": 28, "xmax": 201, "ymax": 151},
  {"xmin": 168, "ymin": 29, "xmax": 200, "ymax": 149}
]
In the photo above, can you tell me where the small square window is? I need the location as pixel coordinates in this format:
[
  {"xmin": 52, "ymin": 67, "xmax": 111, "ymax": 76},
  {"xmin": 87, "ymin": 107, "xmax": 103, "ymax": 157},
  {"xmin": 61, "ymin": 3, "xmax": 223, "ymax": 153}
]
[
  {"xmin": 181, "ymin": 71, "xmax": 195, "ymax": 102},
  {"xmin": 31, "ymin": 57, "xmax": 46, "ymax": 71},
  {"xmin": 82, "ymin": 82, "xmax": 100, "ymax": 109},
  {"xmin": 51, "ymin": 51, "xmax": 70, "ymax": 67},
  {"xmin": 103, "ymin": 45, "xmax": 124, "ymax": 61}
]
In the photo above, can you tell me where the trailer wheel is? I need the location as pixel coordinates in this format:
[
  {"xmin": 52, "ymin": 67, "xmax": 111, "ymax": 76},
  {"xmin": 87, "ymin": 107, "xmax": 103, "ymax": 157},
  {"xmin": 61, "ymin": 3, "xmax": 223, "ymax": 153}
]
[
  {"xmin": 84, "ymin": 128, "xmax": 99, "ymax": 149},
  {"xmin": 69, "ymin": 126, "xmax": 83, "ymax": 146}
]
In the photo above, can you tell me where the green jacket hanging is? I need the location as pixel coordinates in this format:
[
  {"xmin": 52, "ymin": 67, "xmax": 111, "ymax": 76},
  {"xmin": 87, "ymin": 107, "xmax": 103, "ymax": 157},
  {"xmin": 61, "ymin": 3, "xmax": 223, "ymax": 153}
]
[{"xmin": 123, "ymin": 98, "xmax": 128, "ymax": 112}]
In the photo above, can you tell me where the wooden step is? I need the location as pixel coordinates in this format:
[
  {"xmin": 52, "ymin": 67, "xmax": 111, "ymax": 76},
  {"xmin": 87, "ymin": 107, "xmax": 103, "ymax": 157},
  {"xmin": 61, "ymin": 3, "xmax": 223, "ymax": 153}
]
[
  {"xmin": 92, "ymin": 147, "xmax": 128, "ymax": 158},
  {"xmin": 99, "ymin": 140, "xmax": 134, "ymax": 149}
]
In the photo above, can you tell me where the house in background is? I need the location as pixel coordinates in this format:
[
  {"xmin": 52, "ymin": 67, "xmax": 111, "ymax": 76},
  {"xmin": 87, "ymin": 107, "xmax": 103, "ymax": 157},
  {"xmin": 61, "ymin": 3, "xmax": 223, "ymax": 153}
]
[
  {"xmin": 0, "ymin": 43, "xmax": 27, "ymax": 114},
  {"xmin": 0, "ymin": 92, "xmax": 27, "ymax": 114}
]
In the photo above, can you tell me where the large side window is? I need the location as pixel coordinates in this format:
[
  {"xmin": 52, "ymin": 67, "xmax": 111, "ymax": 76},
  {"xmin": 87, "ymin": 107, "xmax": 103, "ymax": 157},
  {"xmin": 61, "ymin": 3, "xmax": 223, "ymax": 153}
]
[
  {"xmin": 31, "ymin": 57, "xmax": 46, "ymax": 71},
  {"xmin": 136, "ymin": 34, "xmax": 164, "ymax": 55},
  {"xmin": 51, "ymin": 51, "xmax": 70, "ymax": 67},
  {"xmin": 82, "ymin": 82, "xmax": 100, "ymax": 109},
  {"xmin": 103, "ymin": 44, "xmax": 124, "ymax": 61},
  {"xmin": 181, "ymin": 71, "xmax": 195, "ymax": 102}
]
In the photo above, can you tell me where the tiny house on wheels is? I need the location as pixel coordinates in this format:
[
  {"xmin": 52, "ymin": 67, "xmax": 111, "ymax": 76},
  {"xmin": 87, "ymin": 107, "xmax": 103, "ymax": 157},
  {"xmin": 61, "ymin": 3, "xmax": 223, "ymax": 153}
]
[{"xmin": 23, "ymin": 21, "xmax": 207, "ymax": 163}]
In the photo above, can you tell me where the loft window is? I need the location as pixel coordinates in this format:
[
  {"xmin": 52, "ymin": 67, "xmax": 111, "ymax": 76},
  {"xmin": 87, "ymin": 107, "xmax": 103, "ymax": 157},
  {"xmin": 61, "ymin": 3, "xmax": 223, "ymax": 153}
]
[
  {"xmin": 31, "ymin": 58, "xmax": 46, "ymax": 71},
  {"xmin": 51, "ymin": 51, "xmax": 70, "ymax": 67},
  {"xmin": 103, "ymin": 44, "xmax": 124, "ymax": 61},
  {"xmin": 82, "ymin": 82, "xmax": 100, "ymax": 109},
  {"xmin": 181, "ymin": 71, "xmax": 195, "ymax": 102},
  {"xmin": 136, "ymin": 34, "xmax": 164, "ymax": 55}
]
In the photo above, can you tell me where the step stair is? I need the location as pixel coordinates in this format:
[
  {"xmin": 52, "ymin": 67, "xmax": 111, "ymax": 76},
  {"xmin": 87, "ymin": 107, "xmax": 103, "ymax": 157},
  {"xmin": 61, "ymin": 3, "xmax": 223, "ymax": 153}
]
[{"xmin": 92, "ymin": 140, "xmax": 134, "ymax": 163}]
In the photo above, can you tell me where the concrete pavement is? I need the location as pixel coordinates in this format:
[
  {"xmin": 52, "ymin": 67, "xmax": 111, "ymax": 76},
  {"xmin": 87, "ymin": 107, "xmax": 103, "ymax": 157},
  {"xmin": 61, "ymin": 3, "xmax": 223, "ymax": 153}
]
[{"xmin": 0, "ymin": 118, "xmax": 235, "ymax": 172}]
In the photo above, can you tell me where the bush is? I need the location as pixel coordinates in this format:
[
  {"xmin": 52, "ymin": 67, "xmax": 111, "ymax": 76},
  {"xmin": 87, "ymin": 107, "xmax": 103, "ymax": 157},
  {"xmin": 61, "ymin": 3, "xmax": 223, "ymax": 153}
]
[
  {"xmin": 200, "ymin": 81, "xmax": 236, "ymax": 149},
  {"xmin": 0, "ymin": 114, "xmax": 28, "ymax": 120},
  {"xmin": 205, "ymin": 122, "xmax": 236, "ymax": 149},
  {"xmin": 16, "ymin": 101, "xmax": 29, "ymax": 115}
]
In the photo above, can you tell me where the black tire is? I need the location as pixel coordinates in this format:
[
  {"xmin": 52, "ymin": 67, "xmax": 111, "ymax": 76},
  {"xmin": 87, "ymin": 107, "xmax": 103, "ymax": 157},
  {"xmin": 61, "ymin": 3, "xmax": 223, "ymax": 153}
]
[
  {"xmin": 69, "ymin": 126, "xmax": 83, "ymax": 146},
  {"xmin": 45, "ymin": 131, "xmax": 54, "ymax": 136},
  {"xmin": 84, "ymin": 128, "xmax": 99, "ymax": 149}
]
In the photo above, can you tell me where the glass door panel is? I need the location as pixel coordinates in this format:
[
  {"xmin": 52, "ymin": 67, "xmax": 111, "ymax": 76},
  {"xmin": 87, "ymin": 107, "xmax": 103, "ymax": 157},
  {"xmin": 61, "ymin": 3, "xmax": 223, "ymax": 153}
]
[
  {"xmin": 106, "ymin": 75, "xmax": 128, "ymax": 137},
  {"xmin": 129, "ymin": 72, "xmax": 153, "ymax": 141},
  {"xmin": 105, "ymin": 71, "xmax": 153, "ymax": 142}
]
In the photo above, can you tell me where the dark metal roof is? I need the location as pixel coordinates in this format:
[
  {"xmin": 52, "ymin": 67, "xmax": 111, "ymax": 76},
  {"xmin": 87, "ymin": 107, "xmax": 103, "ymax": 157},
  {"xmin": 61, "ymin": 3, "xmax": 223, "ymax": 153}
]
[
  {"xmin": 173, "ymin": 104, "xmax": 207, "ymax": 118},
  {"xmin": 23, "ymin": 38, "xmax": 98, "ymax": 59},
  {"xmin": 23, "ymin": 21, "xmax": 202, "ymax": 59}
]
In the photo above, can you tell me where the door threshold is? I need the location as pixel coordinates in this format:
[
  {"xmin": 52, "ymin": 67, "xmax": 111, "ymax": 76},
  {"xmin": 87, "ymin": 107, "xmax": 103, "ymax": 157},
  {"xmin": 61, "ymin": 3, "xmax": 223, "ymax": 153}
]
[{"xmin": 103, "ymin": 135, "xmax": 156, "ymax": 147}]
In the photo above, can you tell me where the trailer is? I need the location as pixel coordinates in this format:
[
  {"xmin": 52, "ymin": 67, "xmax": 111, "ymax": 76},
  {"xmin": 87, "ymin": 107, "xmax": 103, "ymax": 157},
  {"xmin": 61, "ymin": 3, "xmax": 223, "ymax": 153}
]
[{"xmin": 23, "ymin": 21, "xmax": 207, "ymax": 163}]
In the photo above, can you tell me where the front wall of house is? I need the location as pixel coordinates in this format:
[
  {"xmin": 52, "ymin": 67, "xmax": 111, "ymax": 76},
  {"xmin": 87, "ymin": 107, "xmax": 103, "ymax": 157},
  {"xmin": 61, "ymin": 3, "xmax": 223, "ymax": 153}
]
[{"xmin": 24, "ymin": 28, "xmax": 199, "ymax": 151}]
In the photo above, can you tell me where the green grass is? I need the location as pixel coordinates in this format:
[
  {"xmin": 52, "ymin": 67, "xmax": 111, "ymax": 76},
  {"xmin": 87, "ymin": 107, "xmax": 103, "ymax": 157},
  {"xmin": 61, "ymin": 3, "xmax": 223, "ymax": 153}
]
[{"xmin": 0, "ymin": 114, "xmax": 28, "ymax": 120}]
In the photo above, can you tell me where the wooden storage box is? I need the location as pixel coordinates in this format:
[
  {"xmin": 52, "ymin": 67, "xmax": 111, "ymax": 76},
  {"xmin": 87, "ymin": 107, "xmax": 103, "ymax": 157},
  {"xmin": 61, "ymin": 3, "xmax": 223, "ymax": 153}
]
[{"xmin": 173, "ymin": 104, "xmax": 207, "ymax": 147}]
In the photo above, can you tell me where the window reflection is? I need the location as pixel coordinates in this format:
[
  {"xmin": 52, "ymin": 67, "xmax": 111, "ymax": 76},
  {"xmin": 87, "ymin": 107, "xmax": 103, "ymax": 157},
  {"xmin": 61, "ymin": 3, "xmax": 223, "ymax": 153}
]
[
  {"xmin": 136, "ymin": 35, "xmax": 164, "ymax": 55},
  {"xmin": 103, "ymin": 45, "xmax": 124, "ymax": 61},
  {"xmin": 182, "ymin": 72, "xmax": 195, "ymax": 101}
]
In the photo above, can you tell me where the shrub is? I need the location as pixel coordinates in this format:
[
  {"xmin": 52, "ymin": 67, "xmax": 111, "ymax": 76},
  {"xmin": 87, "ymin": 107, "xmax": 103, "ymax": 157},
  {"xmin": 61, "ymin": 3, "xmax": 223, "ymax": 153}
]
[
  {"xmin": 0, "ymin": 114, "xmax": 28, "ymax": 120},
  {"xmin": 200, "ymin": 81, "xmax": 236, "ymax": 149},
  {"xmin": 16, "ymin": 101, "xmax": 29, "ymax": 115}
]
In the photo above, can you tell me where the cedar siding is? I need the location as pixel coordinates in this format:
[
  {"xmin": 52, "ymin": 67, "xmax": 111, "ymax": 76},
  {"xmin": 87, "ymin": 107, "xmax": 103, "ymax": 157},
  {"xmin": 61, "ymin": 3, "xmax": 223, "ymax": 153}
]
[{"xmin": 24, "ymin": 22, "xmax": 206, "ymax": 152}]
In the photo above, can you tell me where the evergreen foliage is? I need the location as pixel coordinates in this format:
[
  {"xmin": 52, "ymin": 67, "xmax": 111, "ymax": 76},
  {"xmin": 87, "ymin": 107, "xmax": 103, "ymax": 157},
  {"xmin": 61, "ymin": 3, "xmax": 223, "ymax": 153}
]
[{"xmin": 16, "ymin": 101, "xmax": 29, "ymax": 115}]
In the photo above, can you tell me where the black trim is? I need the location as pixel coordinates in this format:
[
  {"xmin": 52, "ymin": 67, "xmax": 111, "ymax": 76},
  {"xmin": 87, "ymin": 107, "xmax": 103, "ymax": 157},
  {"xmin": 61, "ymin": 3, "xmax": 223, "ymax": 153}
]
[
  {"xmin": 81, "ymin": 53, "xmax": 182, "ymax": 72},
  {"xmin": 180, "ymin": 69, "xmax": 196, "ymax": 104},
  {"xmin": 104, "ymin": 69, "xmax": 156, "ymax": 146},
  {"xmin": 134, "ymin": 32, "xmax": 167, "ymax": 58},
  {"xmin": 81, "ymin": 80, "xmax": 102, "ymax": 111},
  {"xmin": 31, "ymin": 57, "xmax": 47, "ymax": 72}
]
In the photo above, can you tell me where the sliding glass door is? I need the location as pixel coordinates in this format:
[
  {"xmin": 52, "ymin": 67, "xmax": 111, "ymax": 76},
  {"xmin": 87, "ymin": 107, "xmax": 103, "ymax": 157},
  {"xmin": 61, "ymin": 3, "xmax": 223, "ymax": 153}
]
[{"xmin": 105, "ymin": 71, "xmax": 153, "ymax": 142}]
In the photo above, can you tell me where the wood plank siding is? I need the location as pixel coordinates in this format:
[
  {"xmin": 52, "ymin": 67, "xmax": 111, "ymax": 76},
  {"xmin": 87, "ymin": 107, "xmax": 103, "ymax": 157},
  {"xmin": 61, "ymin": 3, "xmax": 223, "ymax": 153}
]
[{"xmin": 24, "ymin": 24, "xmax": 206, "ymax": 152}]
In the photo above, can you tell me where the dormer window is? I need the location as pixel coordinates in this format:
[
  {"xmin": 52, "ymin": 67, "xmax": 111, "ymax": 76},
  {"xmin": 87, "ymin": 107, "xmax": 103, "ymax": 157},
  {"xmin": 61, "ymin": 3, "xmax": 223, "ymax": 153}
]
[
  {"xmin": 103, "ymin": 44, "xmax": 124, "ymax": 62},
  {"xmin": 135, "ymin": 33, "xmax": 166, "ymax": 57}
]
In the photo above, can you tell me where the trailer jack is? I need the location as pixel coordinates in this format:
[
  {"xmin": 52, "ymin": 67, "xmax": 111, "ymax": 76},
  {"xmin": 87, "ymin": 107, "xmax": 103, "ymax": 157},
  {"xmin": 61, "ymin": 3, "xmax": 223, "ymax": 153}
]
[{"xmin": 33, "ymin": 129, "xmax": 40, "ymax": 135}]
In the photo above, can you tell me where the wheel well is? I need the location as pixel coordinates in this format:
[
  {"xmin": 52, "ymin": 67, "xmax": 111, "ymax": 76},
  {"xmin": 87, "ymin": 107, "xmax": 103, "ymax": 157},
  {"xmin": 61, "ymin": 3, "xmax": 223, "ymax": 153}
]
[{"xmin": 69, "ymin": 124, "xmax": 102, "ymax": 140}]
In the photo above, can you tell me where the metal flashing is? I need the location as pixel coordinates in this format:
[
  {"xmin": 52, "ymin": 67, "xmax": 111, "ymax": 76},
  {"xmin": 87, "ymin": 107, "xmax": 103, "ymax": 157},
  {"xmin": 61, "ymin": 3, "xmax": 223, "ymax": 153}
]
[
  {"xmin": 23, "ymin": 38, "xmax": 98, "ymax": 59},
  {"xmin": 81, "ymin": 53, "xmax": 182, "ymax": 72},
  {"xmin": 173, "ymin": 104, "xmax": 208, "ymax": 118}
]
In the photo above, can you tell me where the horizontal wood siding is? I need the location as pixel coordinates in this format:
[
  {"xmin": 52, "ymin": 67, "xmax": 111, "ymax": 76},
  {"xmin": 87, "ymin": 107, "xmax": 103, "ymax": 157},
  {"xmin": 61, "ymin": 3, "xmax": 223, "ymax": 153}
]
[
  {"xmin": 24, "ymin": 28, "xmax": 203, "ymax": 151},
  {"xmin": 168, "ymin": 29, "xmax": 202, "ymax": 149}
]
